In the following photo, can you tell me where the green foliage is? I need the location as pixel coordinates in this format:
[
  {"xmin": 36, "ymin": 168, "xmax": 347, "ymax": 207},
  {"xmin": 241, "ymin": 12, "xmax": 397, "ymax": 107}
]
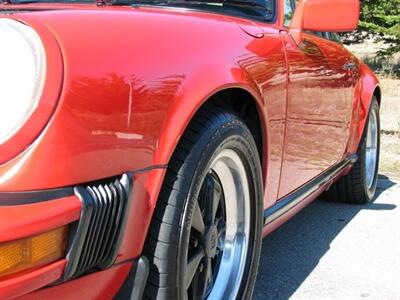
[{"xmin": 342, "ymin": 0, "xmax": 400, "ymax": 58}]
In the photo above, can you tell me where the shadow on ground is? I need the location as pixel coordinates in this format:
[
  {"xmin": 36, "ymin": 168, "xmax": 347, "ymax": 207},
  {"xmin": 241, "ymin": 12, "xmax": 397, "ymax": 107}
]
[{"xmin": 253, "ymin": 174, "xmax": 398, "ymax": 300}]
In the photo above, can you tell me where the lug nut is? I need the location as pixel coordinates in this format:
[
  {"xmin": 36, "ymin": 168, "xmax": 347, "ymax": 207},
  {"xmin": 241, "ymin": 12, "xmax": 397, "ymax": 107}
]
[
  {"xmin": 191, "ymin": 237, "xmax": 199, "ymax": 247},
  {"xmin": 197, "ymin": 263, "xmax": 204, "ymax": 273}
]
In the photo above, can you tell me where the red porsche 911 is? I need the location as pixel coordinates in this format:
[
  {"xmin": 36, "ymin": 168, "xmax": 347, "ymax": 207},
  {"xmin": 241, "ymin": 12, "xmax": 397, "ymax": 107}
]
[{"xmin": 0, "ymin": 0, "xmax": 381, "ymax": 299}]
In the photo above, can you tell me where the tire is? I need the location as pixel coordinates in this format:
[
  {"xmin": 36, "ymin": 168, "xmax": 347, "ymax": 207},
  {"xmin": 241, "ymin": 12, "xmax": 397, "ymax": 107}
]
[
  {"xmin": 324, "ymin": 97, "xmax": 380, "ymax": 204},
  {"xmin": 143, "ymin": 105, "xmax": 263, "ymax": 300}
]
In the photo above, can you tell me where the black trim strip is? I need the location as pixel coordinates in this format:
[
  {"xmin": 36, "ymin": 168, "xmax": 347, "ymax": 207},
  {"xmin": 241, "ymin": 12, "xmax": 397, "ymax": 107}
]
[
  {"xmin": 0, "ymin": 164, "xmax": 167, "ymax": 206},
  {"xmin": 132, "ymin": 164, "xmax": 168, "ymax": 174},
  {"xmin": 113, "ymin": 257, "xmax": 137, "ymax": 267},
  {"xmin": 0, "ymin": 188, "xmax": 74, "ymax": 206},
  {"xmin": 264, "ymin": 155, "xmax": 358, "ymax": 225}
]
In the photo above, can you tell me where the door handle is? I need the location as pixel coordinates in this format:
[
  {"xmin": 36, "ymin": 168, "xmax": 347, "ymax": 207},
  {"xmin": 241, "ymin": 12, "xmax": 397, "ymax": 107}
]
[{"xmin": 343, "ymin": 62, "xmax": 356, "ymax": 70}]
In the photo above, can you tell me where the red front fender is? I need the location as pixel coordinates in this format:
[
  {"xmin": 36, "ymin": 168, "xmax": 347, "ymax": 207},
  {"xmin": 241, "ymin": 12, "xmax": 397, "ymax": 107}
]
[{"xmin": 152, "ymin": 64, "xmax": 264, "ymax": 166}]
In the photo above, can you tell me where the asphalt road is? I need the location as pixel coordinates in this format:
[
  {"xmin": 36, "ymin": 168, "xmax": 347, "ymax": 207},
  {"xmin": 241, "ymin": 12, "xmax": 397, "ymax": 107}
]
[{"xmin": 254, "ymin": 173, "xmax": 400, "ymax": 300}]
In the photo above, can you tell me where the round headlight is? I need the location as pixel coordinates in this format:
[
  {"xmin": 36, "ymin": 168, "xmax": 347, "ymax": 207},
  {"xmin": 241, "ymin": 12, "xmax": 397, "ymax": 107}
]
[{"xmin": 0, "ymin": 19, "xmax": 46, "ymax": 144}]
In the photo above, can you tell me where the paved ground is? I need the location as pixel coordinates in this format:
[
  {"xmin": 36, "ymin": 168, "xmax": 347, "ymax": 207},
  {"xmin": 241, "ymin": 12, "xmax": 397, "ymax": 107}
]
[{"xmin": 254, "ymin": 173, "xmax": 400, "ymax": 300}]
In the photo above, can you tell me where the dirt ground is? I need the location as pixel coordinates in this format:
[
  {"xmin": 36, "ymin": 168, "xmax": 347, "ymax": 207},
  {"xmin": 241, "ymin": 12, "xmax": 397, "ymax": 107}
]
[
  {"xmin": 347, "ymin": 42, "xmax": 400, "ymax": 174},
  {"xmin": 378, "ymin": 78, "xmax": 400, "ymax": 173}
]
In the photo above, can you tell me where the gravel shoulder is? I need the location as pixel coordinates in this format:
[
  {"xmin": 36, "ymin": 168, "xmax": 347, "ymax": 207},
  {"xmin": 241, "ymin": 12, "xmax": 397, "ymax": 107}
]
[{"xmin": 254, "ymin": 173, "xmax": 400, "ymax": 300}]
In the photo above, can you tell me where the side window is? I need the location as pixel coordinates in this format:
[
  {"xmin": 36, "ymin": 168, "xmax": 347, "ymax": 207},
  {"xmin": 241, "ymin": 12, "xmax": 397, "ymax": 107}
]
[
  {"xmin": 318, "ymin": 32, "xmax": 342, "ymax": 43},
  {"xmin": 283, "ymin": 0, "xmax": 295, "ymax": 27},
  {"xmin": 328, "ymin": 32, "xmax": 342, "ymax": 43}
]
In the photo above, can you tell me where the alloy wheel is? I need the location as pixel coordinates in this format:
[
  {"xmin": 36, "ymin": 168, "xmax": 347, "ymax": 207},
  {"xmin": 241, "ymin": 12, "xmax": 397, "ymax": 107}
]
[
  {"xmin": 365, "ymin": 107, "xmax": 378, "ymax": 189},
  {"xmin": 186, "ymin": 149, "xmax": 251, "ymax": 300}
]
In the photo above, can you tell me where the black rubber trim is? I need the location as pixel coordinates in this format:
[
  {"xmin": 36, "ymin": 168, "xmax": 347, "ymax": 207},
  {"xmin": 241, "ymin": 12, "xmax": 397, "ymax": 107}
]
[
  {"xmin": 0, "ymin": 187, "xmax": 74, "ymax": 206},
  {"xmin": 132, "ymin": 164, "xmax": 168, "ymax": 174},
  {"xmin": 0, "ymin": 164, "xmax": 167, "ymax": 207},
  {"xmin": 264, "ymin": 155, "xmax": 358, "ymax": 225},
  {"xmin": 114, "ymin": 257, "xmax": 150, "ymax": 300}
]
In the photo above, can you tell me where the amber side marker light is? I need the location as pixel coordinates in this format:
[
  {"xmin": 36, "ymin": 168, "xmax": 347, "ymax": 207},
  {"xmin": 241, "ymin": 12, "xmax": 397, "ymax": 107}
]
[{"xmin": 0, "ymin": 226, "xmax": 68, "ymax": 280}]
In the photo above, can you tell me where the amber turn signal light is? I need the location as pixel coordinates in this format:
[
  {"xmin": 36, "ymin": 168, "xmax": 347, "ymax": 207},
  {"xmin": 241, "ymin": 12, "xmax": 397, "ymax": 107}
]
[{"xmin": 0, "ymin": 226, "xmax": 68, "ymax": 279}]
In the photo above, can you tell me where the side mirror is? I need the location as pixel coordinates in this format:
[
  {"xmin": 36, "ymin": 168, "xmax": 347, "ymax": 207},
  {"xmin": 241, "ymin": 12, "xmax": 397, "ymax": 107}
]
[{"xmin": 290, "ymin": 0, "xmax": 360, "ymax": 32}]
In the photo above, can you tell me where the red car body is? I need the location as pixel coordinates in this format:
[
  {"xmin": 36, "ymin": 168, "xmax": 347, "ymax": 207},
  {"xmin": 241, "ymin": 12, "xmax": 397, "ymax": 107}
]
[{"xmin": 0, "ymin": 0, "xmax": 380, "ymax": 299}]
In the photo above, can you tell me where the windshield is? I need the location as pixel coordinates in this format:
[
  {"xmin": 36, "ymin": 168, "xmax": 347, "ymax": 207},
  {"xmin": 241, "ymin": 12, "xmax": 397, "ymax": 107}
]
[
  {"xmin": 2, "ymin": 0, "xmax": 275, "ymax": 22},
  {"xmin": 130, "ymin": 0, "xmax": 276, "ymax": 21}
]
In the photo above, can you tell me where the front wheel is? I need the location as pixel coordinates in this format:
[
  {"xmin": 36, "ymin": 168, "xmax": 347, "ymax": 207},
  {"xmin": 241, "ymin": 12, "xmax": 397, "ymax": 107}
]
[{"xmin": 144, "ymin": 106, "xmax": 263, "ymax": 300}]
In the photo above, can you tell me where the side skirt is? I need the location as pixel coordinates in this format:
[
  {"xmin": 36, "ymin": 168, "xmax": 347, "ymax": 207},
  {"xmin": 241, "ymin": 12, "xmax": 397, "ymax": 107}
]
[{"xmin": 264, "ymin": 155, "xmax": 358, "ymax": 226}]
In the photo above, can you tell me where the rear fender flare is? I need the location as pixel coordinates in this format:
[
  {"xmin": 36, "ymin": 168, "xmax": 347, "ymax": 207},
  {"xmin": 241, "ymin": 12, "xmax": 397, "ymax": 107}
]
[{"xmin": 347, "ymin": 62, "xmax": 380, "ymax": 154}]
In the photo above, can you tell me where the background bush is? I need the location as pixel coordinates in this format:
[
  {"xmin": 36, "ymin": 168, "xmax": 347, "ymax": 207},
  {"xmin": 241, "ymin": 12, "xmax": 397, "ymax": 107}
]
[{"xmin": 341, "ymin": 0, "xmax": 400, "ymax": 58}]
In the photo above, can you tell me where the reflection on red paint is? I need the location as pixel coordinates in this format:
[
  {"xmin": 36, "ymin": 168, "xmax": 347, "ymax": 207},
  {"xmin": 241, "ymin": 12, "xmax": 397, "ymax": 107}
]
[{"xmin": 0, "ymin": 1, "xmax": 379, "ymax": 298}]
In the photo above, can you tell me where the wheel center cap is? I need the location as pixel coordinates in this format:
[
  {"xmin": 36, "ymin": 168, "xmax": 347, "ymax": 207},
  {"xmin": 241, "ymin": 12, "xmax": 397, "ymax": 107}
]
[{"xmin": 204, "ymin": 225, "xmax": 218, "ymax": 258}]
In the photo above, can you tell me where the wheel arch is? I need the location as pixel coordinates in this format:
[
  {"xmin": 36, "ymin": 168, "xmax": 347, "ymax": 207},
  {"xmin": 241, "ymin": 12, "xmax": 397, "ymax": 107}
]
[
  {"xmin": 373, "ymin": 84, "xmax": 382, "ymax": 106},
  {"xmin": 202, "ymin": 88, "xmax": 265, "ymax": 162},
  {"xmin": 153, "ymin": 78, "xmax": 267, "ymax": 174},
  {"xmin": 143, "ymin": 87, "xmax": 265, "ymax": 300},
  {"xmin": 139, "ymin": 67, "xmax": 268, "ymax": 263}
]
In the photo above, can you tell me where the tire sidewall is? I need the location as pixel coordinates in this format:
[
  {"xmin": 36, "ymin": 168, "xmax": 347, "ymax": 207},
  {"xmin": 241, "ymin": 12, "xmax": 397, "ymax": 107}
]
[{"xmin": 177, "ymin": 117, "xmax": 263, "ymax": 300}]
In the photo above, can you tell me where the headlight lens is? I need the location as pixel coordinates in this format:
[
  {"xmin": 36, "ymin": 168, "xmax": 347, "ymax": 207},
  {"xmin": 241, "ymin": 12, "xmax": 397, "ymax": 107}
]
[{"xmin": 0, "ymin": 19, "xmax": 46, "ymax": 144}]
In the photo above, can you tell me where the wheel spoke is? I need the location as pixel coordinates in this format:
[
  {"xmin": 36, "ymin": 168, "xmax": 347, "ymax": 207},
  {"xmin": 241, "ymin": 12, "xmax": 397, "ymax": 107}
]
[
  {"xmin": 192, "ymin": 200, "xmax": 205, "ymax": 235},
  {"xmin": 192, "ymin": 257, "xmax": 213, "ymax": 299},
  {"xmin": 202, "ymin": 173, "xmax": 222, "ymax": 225},
  {"xmin": 186, "ymin": 249, "xmax": 205, "ymax": 289},
  {"xmin": 211, "ymin": 177, "xmax": 223, "ymax": 222},
  {"xmin": 205, "ymin": 257, "xmax": 213, "ymax": 287}
]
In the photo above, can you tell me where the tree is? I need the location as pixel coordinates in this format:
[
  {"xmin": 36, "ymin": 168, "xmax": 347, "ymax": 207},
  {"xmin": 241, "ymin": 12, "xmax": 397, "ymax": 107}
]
[{"xmin": 341, "ymin": 0, "xmax": 400, "ymax": 58}]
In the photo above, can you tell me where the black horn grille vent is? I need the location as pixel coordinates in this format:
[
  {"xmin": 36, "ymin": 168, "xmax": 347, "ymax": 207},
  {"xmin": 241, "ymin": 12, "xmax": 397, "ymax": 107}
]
[{"xmin": 63, "ymin": 173, "xmax": 132, "ymax": 280}]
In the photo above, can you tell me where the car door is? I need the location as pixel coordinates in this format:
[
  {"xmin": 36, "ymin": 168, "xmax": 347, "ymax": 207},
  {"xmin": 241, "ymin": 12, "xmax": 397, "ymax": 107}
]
[
  {"xmin": 278, "ymin": 1, "xmax": 358, "ymax": 198},
  {"xmin": 237, "ymin": 27, "xmax": 288, "ymax": 207}
]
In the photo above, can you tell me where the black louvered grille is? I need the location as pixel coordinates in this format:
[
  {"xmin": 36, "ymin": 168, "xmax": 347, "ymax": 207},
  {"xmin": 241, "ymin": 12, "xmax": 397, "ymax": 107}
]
[{"xmin": 63, "ymin": 173, "xmax": 131, "ymax": 280}]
